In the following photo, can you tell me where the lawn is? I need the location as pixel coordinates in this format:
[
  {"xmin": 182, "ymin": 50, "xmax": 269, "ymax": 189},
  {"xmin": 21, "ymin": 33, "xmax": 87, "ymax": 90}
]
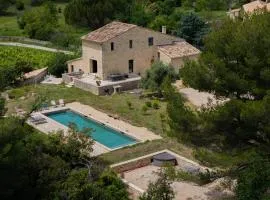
[
  {"xmin": 0, "ymin": 46, "xmax": 57, "ymax": 68},
  {"xmin": 0, "ymin": 16, "xmax": 25, "ymax": 36}
]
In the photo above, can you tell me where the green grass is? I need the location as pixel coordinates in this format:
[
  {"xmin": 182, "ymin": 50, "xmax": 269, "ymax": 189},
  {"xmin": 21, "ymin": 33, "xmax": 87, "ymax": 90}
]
[
  {"xmin": 0, "ymin": 46, "xmax": 57, "ymax": 68},
  {"xmin": 0, "ymin": 16, "xmax": 25, "ymax": 36}
]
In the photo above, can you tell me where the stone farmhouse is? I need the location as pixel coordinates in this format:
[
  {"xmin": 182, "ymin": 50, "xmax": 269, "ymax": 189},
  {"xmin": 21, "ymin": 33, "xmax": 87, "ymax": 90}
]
[
  {"xmin": 63, "ymin": 21, "xmax": 200, "ymax": 95},
  {"xmin": 228, "ymin": 0, "xmax": 270, "ymax": 20}
]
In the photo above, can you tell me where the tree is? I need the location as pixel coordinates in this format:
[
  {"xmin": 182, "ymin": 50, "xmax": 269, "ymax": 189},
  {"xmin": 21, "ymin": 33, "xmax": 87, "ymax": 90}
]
[
  {"xmin": 235, "ymin": 154, "xmax": 270, "ymax": 200},
  {"xmin": 20, "ymin": 3, "xmax": 58, "ymax": 40},
  {"xmin": 163, "ymin": 77, "xmax": 198, "ymax": 141},
  {"xmin": 177, "ymin": 12, "xmax": 209, "ymax": 47},
  {"xmin": 140, "ymin": 170, "xmax": 175, "ymax": 200},
  {"xmin": 64, "ymin": 0, "xmax": 131, "ymax": 28},
  {"xmin": 141, "ymin": 61, "xmax": 177, "ymax": 95},
  {"xmin": 0, "ymin": 117, "xmax": 129, "ymax": 200},
  {"xmin": 195, "ymin": 0, "xmax": 227, "ymax": 11},
  {"xmin": 181, "ymin": 12, "xmax": 270, "ymax": 99},
  {"xmin": 0, "ymin": 0, "xmax": 12, "ymax": 15},
  {"xmin": 48, "ymin": 53, "xmax": 72, "ymax": 77}
]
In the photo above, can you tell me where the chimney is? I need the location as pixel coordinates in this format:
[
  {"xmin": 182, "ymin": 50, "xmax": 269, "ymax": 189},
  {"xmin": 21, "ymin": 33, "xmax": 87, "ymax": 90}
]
[{"xmin": 162, "ymin": 26, "xmax": 167, "ymax": 34}]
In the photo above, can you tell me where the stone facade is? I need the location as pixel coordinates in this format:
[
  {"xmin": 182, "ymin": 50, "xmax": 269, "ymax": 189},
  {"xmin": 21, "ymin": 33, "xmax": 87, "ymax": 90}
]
[{"xmin": 67, "ymin": 21, "xmax": 200, "ymax": 81}]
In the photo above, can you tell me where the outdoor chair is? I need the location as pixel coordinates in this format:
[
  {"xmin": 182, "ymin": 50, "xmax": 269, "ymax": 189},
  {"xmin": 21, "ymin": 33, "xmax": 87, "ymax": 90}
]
[
  {"xmin": 59, "ymin": 99, "xmax": 65, "ymax": 107},
  {"xmin": 51, "ymin": 100, "xmax": 57, "ymax": 107}
]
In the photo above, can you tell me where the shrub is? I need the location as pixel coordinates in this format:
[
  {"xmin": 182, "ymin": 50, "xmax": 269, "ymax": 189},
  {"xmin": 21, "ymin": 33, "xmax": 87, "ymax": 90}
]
[
  {"xmin": 152, "ymin": 100, "xmax": 160, "ymax": 109},
  {"xmin": 48, "ymin": 53, "xmax": 72, "ymax": 77},
  {"xmin": 126, "ymin": 100, "xmax": 132, "ymax": 109},
  {"xmin": 145, "ymin": 101, "xmax": 152, "ymax": 108},
  {"xmin": 142, "ymin": 105, "xmax": 148, "ymax": 114},
  {"xmin": 16, "ymin": 0, "xmax": 24, "ymax": 10},
  {"xmin": 0, "ymin": 97, "xmax": 5, "ymax": 116}
]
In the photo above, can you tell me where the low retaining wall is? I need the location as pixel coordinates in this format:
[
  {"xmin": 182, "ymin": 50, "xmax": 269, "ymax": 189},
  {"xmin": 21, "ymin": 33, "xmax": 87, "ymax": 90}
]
[
  {"xmin": 74, "ymin": 79, "xmax": 100, "ymax": 95},
  {"xmin": 22, "ymin": 68, "xmax": 48, "ymax": 85},
  {"xmin": 112, "ymin": 157, "xmax": 152, "ymax": 173}
]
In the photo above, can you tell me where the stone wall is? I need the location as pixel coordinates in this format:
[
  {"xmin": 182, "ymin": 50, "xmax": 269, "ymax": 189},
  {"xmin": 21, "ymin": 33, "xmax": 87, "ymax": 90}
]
[
  {"xmin": 22, "ymin": 68, "xmax": 47, "ymax": 85},
  {"xmin": 111, "ymin": 157, "xmax": 151, "ymax": 173}
]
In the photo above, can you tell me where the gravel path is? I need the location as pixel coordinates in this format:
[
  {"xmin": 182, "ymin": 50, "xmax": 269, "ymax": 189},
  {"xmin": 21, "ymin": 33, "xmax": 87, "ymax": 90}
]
[{"xmin": 0, "ymin": 42, "xmax": 74, "ymax": 55}]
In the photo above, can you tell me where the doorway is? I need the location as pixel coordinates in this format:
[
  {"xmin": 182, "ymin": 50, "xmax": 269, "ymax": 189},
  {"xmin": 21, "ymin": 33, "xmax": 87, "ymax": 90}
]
[
  {"xmin": 129, "ymin": 59, "xmax": 134, "ymax": 73},
  {"xmin": 91, "ymin": 59, "xmax": 98, "ymax": 73}
]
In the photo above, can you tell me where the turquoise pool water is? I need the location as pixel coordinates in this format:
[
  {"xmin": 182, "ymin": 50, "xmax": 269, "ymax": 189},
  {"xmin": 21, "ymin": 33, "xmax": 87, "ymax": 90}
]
[{"xmin": 46, "ymin": 110, "xmax": 137, "ymax": 149}]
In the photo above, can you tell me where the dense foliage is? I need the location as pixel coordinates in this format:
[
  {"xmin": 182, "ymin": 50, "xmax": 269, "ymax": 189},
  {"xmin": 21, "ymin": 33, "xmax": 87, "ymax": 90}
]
[
  {"xmin": 64, "ymin": 0, "xmax": 131, "ymax": 28},
  {"xmin": 168, "ymin": 12, "xmax": 270, "ymax": 199},
  {"xmin": 181, "ymin": 12, "xmax": 270, "ymax": 100},
  {"xmin": 48, "ymin": 53, "xmax": 74, "ymax": 77},
  {"xmin": 141, "ymin": 62, "xmax": 177, "ymax": 95},
  {"xmin": 177, "ymin": 12, "xmax": 209, "ymax": 47},
  {"xmin": 235, "ymin": 153, "xmax": 270, "ymax": 200},
  {"xmin": 19, "ymin": 3, "xmax": 58, "ymax": 40},
  {"xmin": 0, "ymin": 117, "xmax": 129, "ymax": 200}
]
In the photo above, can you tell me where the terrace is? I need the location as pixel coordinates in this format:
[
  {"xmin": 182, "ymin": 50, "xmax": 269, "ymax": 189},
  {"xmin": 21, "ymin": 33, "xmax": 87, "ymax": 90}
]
[{"xmin": 62, "ymin": 72, "xmax": 141, "ymax": 95}]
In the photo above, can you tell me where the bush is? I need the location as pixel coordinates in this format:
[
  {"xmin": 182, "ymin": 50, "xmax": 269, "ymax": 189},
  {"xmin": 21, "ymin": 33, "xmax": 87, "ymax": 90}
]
[
  {"xmin": 21, "ymin": 3, "xmax": 58, "ymax": 40},
  {"xmin": 145, "ymin": 101, "xmax": 152, "ymax": 108},
  {"xmin": 126, "ymin": 100, "xmax": 132, "ymax": 109},
  {"xmin": 48, "ymin": 53, "xmax": 73, "ymax": 77},
  {"xmin": 142, "ymin": 105, "xmax": 148, "ymax": 114},
  {"xmin": 152, "ymin": 100, "xmax": 160, "ymax": 109},
  {"xmin": 0, "ymin": 98, "xmax": 5, "ymax": 116},
  {"xmin": 16, "ymin": 0, "xmax": 24, "ymax": 10}
]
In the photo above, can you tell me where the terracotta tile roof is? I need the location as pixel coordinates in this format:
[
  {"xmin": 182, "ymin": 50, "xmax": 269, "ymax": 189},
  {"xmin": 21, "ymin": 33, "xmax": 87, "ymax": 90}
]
[
  {"xmin": 158, "ymin": 42, "xmax": 201, "ymax": 59},
  {"xmin": 82, "ymin": 21, "xmax": 137, "ymax": 43},
  {"xmin": 243, "ymin": 0, "xmax": 267, "ymax": 13}
]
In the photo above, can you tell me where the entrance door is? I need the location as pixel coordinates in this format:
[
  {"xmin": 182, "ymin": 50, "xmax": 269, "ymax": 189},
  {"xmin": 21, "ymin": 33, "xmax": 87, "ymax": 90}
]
[
  {"xmin": 91, "ymin": 59, "xmax": 98, "ymax": 73},
  {"xmin": 129, "ymin": 59, "xmax": 134, "ymax": 73}
]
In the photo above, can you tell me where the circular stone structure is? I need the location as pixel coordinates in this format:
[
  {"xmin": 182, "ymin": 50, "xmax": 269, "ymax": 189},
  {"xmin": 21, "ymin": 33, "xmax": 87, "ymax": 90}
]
[{"xmin": 152, "ymin": 152, "xmax": 177, "ymax": 167}]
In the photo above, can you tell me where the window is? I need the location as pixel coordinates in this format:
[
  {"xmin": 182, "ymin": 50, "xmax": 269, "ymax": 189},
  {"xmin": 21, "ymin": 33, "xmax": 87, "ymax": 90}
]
[
  {"xmin": 129, "ymin": 40, "xmax": 133, "ymax": 48},
  {"xmin": 111, "ymin": 42, "xmax": 114, "ymax": 51},
  {"xmin": 129, "ymin": 60, "xmax": 134, "ymax": 73},
  {"xmin": 148, "ymin": 37, "xmax": 154, "ymax": 46}
]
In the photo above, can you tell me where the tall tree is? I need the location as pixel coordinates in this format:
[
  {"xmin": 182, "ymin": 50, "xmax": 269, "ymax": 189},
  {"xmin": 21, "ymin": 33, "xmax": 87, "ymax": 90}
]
[
  {"xmin": 181, "ymin": 12, "xmax": 270, "ymax": 99},
  {"xmin": 64, "ymin": 0, "xmax": 131, "ymax": 28},
  {"xmin": 177, "ymin": 12, "xmax": 209, "ymax": 48}
]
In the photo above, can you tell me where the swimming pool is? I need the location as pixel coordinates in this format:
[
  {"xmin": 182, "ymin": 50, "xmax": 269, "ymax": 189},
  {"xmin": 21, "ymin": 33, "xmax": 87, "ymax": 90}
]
[{"xmin": 46, "ymin": 110, "xmax": 137, "ymax": 149}]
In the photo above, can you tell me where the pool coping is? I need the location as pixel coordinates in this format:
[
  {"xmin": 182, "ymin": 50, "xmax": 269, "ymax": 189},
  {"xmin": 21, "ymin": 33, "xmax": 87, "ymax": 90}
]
[{"xmin": 40, "ymin": 107, "xmax": 142, "ymax": 151}]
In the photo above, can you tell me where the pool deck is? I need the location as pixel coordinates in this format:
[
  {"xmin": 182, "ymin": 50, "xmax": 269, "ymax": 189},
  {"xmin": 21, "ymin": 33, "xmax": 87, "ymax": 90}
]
[{"xmin": 27, "ymin": 102, "xmax": 161, "ymax": 156}]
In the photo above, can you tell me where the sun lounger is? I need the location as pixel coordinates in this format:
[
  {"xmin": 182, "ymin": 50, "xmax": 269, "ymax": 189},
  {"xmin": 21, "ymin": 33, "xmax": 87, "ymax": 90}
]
[
  {"xmin": 51, "ymin": 100, "xmax": 57, "ymax": 107},
  {"xmin": 59, "ymin": 99, "xmax": 65, "ymax": 107},
  {"xmin": 29, "ymin": 114, "xmax": 48, "ymax": 125}
]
